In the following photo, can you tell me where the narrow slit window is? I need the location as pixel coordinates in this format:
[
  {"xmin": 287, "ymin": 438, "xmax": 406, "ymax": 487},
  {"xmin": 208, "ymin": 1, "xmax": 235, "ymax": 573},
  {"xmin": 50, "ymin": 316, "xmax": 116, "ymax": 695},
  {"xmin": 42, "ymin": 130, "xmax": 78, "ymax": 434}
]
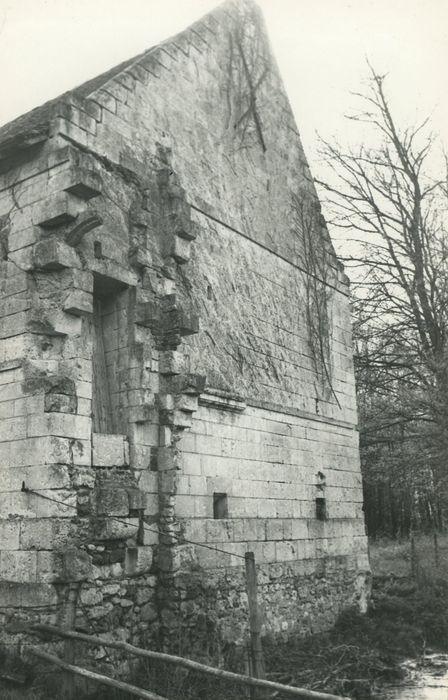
[
  {"xmin": 316, "ymin": 497, "xmax": 327, "ymax": 521},
  {"xmin": 213, "ymin": 493, "xmax": 228, "ymax": 519}
]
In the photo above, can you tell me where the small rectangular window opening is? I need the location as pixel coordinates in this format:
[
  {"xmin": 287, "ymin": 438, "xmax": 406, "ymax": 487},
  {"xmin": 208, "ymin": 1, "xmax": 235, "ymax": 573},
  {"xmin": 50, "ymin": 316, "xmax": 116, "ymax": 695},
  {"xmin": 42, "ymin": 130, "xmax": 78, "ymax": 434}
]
[
  {"xmin": 213, "ymin": 493, "xmax": 228, "ymax": 519},
  {"xmin": 316, "ymin": 497, "xmax": 327, "ymax": 521}
]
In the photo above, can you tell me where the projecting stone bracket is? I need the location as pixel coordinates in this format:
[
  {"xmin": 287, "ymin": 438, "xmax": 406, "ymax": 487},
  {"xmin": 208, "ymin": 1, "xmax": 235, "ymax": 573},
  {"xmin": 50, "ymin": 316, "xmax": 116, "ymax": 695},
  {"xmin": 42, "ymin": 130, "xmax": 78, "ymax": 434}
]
[
  {"xmin": 33, "ymin": 192, "xmax": 84, "ymax": 229},
  {"xmin": 160, "ymin": 293, "xmax": 199, "ymax": 331},
  {"xmin": 33, "ymin": 238, "xmax": 82, "ymax": 270},
  {"xmin": 135, "ymin": 294, "xmax": 199, "ymax": 350},
  {"xmin": 26, "ymin": 310, "xmax": 82, "ymax": 337},
  {"xmin": 62, "ymin": 289, "xmax": 93, "ymax": 317},
  {"xmin": 158, "ymin": 374, "xmax": 206, "ymax": 431},
  {"xmin": 62, "ymin": 168, "xmax": 102, "ymax": 201}
]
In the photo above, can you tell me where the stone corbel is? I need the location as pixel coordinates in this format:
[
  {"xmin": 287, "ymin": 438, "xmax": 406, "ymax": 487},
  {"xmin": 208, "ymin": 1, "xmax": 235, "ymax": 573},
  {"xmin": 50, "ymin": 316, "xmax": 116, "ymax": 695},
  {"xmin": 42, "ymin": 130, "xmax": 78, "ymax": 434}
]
[
  {"xmin": 63, "ymin": 289, "xmax": 93, "ymax": 317},
  {"xmin": 128, "ymin": 246, "xmax": 152, "ymax": 269},
  {"xmin": 33, "ymin": 192, "xmax": 84, "ymax": 229}
]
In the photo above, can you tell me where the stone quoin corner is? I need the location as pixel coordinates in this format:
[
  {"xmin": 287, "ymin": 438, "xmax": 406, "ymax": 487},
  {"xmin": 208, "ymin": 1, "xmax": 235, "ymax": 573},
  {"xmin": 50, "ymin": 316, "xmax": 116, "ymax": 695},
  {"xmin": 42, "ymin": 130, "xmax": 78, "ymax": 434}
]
[{"xmin": 0, "ymin": 0, "xmax": 369, "ymax": 674}]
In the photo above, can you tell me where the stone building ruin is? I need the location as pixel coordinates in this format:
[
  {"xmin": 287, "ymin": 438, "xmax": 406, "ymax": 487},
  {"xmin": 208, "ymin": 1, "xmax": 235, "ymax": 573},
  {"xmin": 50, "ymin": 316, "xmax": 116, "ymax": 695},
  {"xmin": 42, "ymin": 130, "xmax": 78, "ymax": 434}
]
[{"xmin": 0, "ymin": 0, "xmax": 369, "ymax": 667}]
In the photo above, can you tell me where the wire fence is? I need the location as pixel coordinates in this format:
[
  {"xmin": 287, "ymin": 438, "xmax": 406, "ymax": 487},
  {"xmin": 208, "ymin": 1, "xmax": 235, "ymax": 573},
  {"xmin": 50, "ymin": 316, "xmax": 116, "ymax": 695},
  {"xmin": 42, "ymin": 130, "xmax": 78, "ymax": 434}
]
[{"xmin": 21, "ymin": 483, "xmax": 248, "ymax": 562}]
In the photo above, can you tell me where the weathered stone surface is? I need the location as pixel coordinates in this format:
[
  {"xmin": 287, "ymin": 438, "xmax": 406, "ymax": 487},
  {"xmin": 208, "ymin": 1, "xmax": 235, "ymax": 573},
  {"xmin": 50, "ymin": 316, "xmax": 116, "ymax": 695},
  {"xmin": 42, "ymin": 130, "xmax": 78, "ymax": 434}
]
[
  {"xmin": 95, "ymin": 487, "xmax": 129, "ymax": 517},
  {"xmin": 60, "ymin": 548, "xmax": 93, "ymax": 582},
  {"xmin": 0, "ymin": 0, "xmax": 368, "ymax": 669},
  {"xmin": 63, "ymin": 169, "xmax": 102, "ymax": 200},
  {"xmin": 0, "ymin": 582, "xmax": 58, "ymax": 607},
  {"xmin": 33, "ymin": 192, "xmax": 83, "ymax": 228},
  {"xmin": 0, "ymin": 520, "xmax": 21, "ymax": 550},
  {"xmin": 93, "ymin": 518, "xmax": 139, "ymax": 541},
  {"xmin": 33, "ymin": 238, "xmax": 81, "ymax": 270},
  {"xmin": 141, "ymin": 603, "xmax": 158, "ymax": 621},
  {"xmin": 92, "ymin": 433, "xmax": 129, "ymax": 467},
  {"xmin": 63, "ymin": 289, "xmax": 93, "ymax": 316},
  {"xmin": 128, "ymin": 247, "xmax": 152, "ymax": 269}
]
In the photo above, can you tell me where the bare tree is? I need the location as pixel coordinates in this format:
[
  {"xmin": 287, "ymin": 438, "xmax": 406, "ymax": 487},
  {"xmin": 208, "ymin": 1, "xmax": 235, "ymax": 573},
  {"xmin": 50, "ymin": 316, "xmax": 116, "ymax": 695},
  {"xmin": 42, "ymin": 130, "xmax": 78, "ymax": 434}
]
[{"xmin": 317, "ymin": 66, "xmax": 448, "ymax": 532}]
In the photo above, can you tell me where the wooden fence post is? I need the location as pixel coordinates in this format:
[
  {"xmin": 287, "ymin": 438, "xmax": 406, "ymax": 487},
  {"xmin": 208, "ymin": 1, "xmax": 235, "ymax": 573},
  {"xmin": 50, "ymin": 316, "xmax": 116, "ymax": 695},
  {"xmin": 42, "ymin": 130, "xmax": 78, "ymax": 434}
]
[
  {"xmin": 245, "ymin": 551, "xmax": 266, "ymax": 699},
  {"xmin": 410, "ymin": 533, "xmax": 417, "ymax": 577},
  {"xmin": 62, "ymin": 582, "xmax": 79, "ymax": 699},
  {"xmin": 434, "ymin": 529, "xmax": 439, "ymax": 567}
]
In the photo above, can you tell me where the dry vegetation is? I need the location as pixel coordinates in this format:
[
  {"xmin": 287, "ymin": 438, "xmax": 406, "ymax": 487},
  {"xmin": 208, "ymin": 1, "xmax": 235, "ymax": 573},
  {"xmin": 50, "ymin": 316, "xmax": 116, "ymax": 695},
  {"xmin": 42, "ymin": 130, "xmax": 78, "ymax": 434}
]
[{"xmin": 3, "ymin": 536, "xmax": 448, "ymax": 700}]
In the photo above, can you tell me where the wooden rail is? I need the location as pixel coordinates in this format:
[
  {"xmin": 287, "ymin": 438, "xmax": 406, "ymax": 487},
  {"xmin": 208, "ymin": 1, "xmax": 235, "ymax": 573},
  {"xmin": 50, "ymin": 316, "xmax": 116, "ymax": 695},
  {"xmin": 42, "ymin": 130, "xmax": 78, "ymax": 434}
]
[
  {"xmin": 30, "ymin": 647, "xmax": 168, "ymax": 700},
  {"xmin": 32, "ymin": 624, "xmax": 350, "ymax": 700}
]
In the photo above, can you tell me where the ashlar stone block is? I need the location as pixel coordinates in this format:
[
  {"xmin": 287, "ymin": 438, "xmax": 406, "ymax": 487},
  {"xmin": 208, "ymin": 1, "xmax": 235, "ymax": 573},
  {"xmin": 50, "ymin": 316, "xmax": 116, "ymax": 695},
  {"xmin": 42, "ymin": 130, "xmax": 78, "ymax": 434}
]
[
  {"xmin": 0, "ymin": 520, "xmax": 20, "ymax": 550},
  {"xmin": 1, "ymin": 550, "xmax": 37, "ymax": 582},
  {"xmin": 92, "ymin": 433, "xmax": 129, "ymax": 467}
]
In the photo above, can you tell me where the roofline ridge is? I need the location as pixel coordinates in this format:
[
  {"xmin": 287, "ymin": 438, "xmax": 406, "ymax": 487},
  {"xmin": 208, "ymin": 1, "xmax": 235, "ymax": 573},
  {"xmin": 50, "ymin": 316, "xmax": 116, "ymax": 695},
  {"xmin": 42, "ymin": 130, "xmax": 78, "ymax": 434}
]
[{"xmin": 82, "ymin": 0, "xmax": 261, "ymax": 100}]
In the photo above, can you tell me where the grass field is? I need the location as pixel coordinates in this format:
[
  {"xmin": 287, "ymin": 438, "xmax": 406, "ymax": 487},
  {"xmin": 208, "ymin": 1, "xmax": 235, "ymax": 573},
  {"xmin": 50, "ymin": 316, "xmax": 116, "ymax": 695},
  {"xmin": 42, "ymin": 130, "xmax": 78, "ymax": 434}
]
[{"xmin": 369, "ymin": 533, "xmax": 448, "ymax": 580}]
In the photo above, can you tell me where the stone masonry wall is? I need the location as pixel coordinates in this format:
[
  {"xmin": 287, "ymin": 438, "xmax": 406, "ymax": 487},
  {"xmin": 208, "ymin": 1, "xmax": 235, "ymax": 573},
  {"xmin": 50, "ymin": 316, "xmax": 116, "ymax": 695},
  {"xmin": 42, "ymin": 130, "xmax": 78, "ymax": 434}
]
[
  {"xmin": 0, "ymin": 0, "xmax": 369, "ymax": 676},
  {"xmin": 0, "ymin": 142, "xmax": 167, "ymax": 672}
]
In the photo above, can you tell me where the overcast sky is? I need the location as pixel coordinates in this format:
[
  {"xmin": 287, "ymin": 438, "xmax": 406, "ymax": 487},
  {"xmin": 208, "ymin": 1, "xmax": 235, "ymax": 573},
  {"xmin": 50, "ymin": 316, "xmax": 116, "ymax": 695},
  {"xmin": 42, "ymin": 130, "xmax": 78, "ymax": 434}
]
[{"xmin": 0, "ymin": 0, "xmax": 447, "ymax": 179}]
